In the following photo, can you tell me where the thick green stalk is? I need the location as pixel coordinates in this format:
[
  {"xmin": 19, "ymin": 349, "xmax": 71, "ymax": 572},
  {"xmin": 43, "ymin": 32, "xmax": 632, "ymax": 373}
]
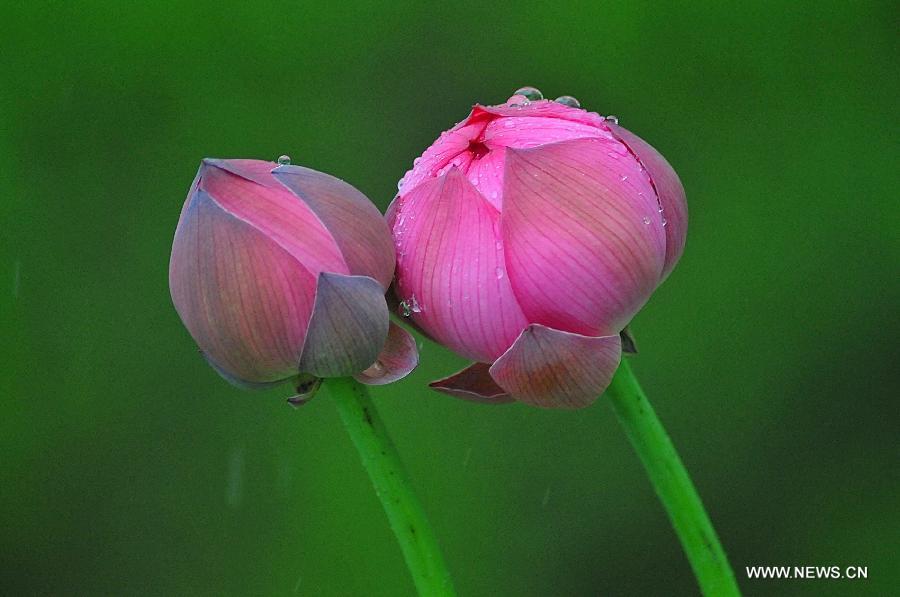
[
  {"xmin": 328, "ymin": 377, "xmax": 456, "ymax": 597},
  {"xmin": 606, "ymin": 359, "xmax": 741, "ymax": 596}
]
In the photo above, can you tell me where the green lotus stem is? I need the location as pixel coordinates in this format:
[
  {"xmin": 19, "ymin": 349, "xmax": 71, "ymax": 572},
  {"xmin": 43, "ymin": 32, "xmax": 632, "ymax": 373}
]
[
  {"xmin": 606, "ymin": 359, "xmax": 741, "ymax": 596},
  {"xmin": 328, "ymin": 377, "xmax": 456, "ymax": 597}
]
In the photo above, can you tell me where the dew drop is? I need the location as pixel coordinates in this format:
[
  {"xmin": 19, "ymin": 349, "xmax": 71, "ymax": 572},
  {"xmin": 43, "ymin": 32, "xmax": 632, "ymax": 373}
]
[
  {"xmin": 514, "ymin": 86, "xmax": 543, "ymax": 101},
  {"xmin": 399, "ymin": 300, "xmax": 411, "ymax": 317},
  {"xmin": 495, "ymin": 267, "xmax": 505, "ymax": 279},
  {"xmin": 662, "ymin": 217, "xmax": 668, "ymax": 227},
  {"xmin": 642, "ymin": 216, "xmax": 651, "ymax": 225},
  {"xmin": 277, "ymin": 155, "xmax": 291, "ymax": 165},
  {"xmin": 620, "ymin": 175, "xmax": 629, "ymax": 182},
  {"xmin": 495, "ymin": 240, "xmax": 503, "ymax": 250},
  {"xmin": 554, "ymin": 95, "xmax": 580, "ymax": 108},
  {"xmin": 605, "ymin": 115, "xmax": 619, "ymax": 125}
]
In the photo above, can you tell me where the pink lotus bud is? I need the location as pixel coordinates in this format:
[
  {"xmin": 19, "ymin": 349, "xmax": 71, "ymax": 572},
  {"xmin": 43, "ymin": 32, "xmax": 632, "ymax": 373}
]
[
  {"xmin": 389, "ymin": 89, "xmax": 687, "ymax": 408},
  {"xmin": 169, "ymin": 157, "xmax": 417, "ymax": 399}
]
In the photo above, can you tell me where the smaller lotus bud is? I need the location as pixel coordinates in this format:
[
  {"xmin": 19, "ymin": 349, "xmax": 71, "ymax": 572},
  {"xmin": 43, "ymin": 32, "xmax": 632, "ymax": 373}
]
[{"xmin": 169, "ymin": 158, "xmax": 417, "ymax": 400}]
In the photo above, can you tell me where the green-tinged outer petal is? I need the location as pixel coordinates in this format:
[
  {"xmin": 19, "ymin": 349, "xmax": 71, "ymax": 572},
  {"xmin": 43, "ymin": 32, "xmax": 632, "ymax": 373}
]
[{"xmin": 297, "ymin": 273, "xmax": 390, "ymax": 378}]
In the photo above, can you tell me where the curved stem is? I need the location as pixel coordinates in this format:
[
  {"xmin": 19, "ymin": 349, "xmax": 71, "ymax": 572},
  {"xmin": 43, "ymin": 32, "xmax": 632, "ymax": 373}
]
[
  {"xmin": 327, "ymin": 377, "xmax": 456, "ymax": 597},
  {"xmin": 606, "ymin": 359, "xmax": 741, "ymax": 596}
]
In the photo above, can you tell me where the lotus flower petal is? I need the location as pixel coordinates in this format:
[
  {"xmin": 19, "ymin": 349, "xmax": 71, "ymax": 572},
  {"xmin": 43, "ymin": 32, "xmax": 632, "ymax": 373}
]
[
  {"xmin": 607, "ymin": 124, "xmax": 688, "ymax": 279},
  {"xmin": 355, "ymin": 322, "xmax": 419, "ymax": 385},
  {"xmin": 198, "ymin": 159, "xmax": 349, "ymax": 277},
  {"xmin": 489, "ymin": 324, "xmax": 621, "ymax": 409},
  {"xmin": 169, "ymin": 190, "xmax": 316, "ymax": 384},
  {"xmin": 297, "ymin": 272, "xmax": 390, "ymax": 378},
  {"xmin": 392, "ymin": 168, "xmax": 528, "ymax": 363},
  {"xmin": 429, "ymin": 362, "xmax": 513, "ymax": 404},
  {"xmin": 502, "ymin": 138, "xmax": 666, "ymax": 336},
  {"xmin": 272, "ymin": 164, "xmax": 395, "ymax": 288}
]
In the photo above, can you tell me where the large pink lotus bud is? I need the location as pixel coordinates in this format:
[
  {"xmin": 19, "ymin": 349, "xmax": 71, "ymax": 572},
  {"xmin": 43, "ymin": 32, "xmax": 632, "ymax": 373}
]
[
  {"xmin": 389, "ymin": 88, "xmax": 687, "ymax": 408},
  {"xmin": 169, "ymin": 157, "xmax": 417, "ymax": 401}
]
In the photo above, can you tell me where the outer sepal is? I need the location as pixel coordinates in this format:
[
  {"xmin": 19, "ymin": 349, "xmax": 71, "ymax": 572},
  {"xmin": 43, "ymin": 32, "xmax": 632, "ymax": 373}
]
[
  {"xmin": 489, "ymin": 324, "xmax": 621, "ymax": 409},
  {"xmin": 355, "ymin": 322, "xmax": 419, "ymax": 386},
  {"xmin": 429, "ymin": 362, "xmax": 514, "ymax": 404}
]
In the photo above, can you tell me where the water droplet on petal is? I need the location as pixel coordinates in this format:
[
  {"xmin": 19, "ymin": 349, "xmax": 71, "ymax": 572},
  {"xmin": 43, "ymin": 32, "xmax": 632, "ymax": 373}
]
[
  {"xmin": 605, "ymin": 115, "xmax": 619, "ymax": 125},
  {"xmin": 495, "ymin": 267, "xmax": 505, "ymax": 279},
  {"xmin": 495, "ymin": 240, "xmax": 503, "ymax": 250},
  {"xmin": 554, "ymin": 95, "xmax": 580, "ymax": 108},
  {"xmin": 662, "ymin": 217, "xmax": 668, "ymax": 227},
  {"xmin": 514, "ymin": 86, "xmax": 543, "ymax": 101},
  {"xmin": 620, "ymin": 175, "xmax": 629, "ymax": 182},
  {"xmin": 405, "ymin": 294, "xmax": 422, "ymax": 314},
  {"xmin": 277, "ymin": 155, "xmax": 291, "ymax": 165},
  {"xmin": 642, "ymin": 216, "xmax": 651, "ymax": 225}
]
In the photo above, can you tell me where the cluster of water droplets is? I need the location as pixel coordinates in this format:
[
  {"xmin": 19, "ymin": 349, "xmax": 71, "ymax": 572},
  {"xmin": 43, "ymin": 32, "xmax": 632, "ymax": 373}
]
[
  {"xmin": 399, "ymin": 294, "xmax": 422, "ymax": 317},
  {"xmin": 509, "ymin": 86, "xmax": 585, "ymax": 110}
]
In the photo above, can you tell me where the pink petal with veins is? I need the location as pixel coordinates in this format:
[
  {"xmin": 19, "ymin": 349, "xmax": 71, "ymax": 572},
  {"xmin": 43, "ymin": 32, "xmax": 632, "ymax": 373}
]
[
  {"xmin": 272, "ymin": 164, "xmax": 395, "ymax": 288},
  {"xmin": 169, "ymin": 189, "xmax": 315, "ymax": 384},
  {"xmin": 392, "ymin": 168, "xmax": 528, "ymax": 363},
  {"xmin": 608, "ymin": 124, "xmax": 688, "ymax": 279},
  {"xmin": 198, "ymin": 159, "xmax": 348, "ymax": 277},
  {"xmin": 502, "ymin": 138, "xmax": 666, "ymax": 336}
]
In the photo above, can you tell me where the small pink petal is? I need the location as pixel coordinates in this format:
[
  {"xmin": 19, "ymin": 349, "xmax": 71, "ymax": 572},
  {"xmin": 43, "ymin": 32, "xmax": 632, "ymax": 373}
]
[
  {"xmin": 429, "ymin": 362, "xmax": 513, "ymax": 404},
  {"xmin": 272, "ymin": 164, "xmax": 395, "ymax": 289},
  {"xmin": 297, "ymin": 273, "xmax": 390, "ymax": 378},
  {"xmin": 397, "ymin": 120, "xmax": 490, "ymax": 195},
  {"xmin": 483, "ymin": 115, "xmax": 610, "ymax": 152},
  {"xmin": 608, "ymin": 124, "xmax": 688, "ymax": 279},
  {"xmin": 489, "ymin": 324, "xmax": 621, "ymax": 409},
  {"xmin": 392, "ymin": 168, "xmax": 528, "ymax": 363},
  {"xmin": 198, "ymin": 159, "xmax": 348, "ymax": 277},
  {"xmin": 502, "ymin": 138, "xmax": 666, "ymax": 336},
  {"xmin": 169, "ymin": 190, "xmax": 315, "ymax": 383},
  {"xmin": 355, "ymin": 322, "xmax": 419, "ymax": 385}
]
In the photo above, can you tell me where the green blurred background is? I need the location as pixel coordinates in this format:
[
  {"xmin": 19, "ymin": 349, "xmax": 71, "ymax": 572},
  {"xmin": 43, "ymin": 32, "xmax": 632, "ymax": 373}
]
[{"xmin": 2, "ymin": 1, "xmax": 897, "ymax": 595}]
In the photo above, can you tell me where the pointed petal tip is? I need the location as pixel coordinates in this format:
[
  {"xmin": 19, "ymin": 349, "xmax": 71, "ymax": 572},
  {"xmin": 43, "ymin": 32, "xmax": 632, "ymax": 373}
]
[
  {"xmin": 489, "ymin": 324, "xmax": 622, "ymax": 409},
  {"xmin": 199, "ymin": 158, "xmax": 279, "ymax": 187},
  {"xmin": 429, "ymin": 362, "xmax": 514, "ymax": 404},
  {"xmin": 355, "ymin": 322, "xmax": 419, "ymax": 386}
]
